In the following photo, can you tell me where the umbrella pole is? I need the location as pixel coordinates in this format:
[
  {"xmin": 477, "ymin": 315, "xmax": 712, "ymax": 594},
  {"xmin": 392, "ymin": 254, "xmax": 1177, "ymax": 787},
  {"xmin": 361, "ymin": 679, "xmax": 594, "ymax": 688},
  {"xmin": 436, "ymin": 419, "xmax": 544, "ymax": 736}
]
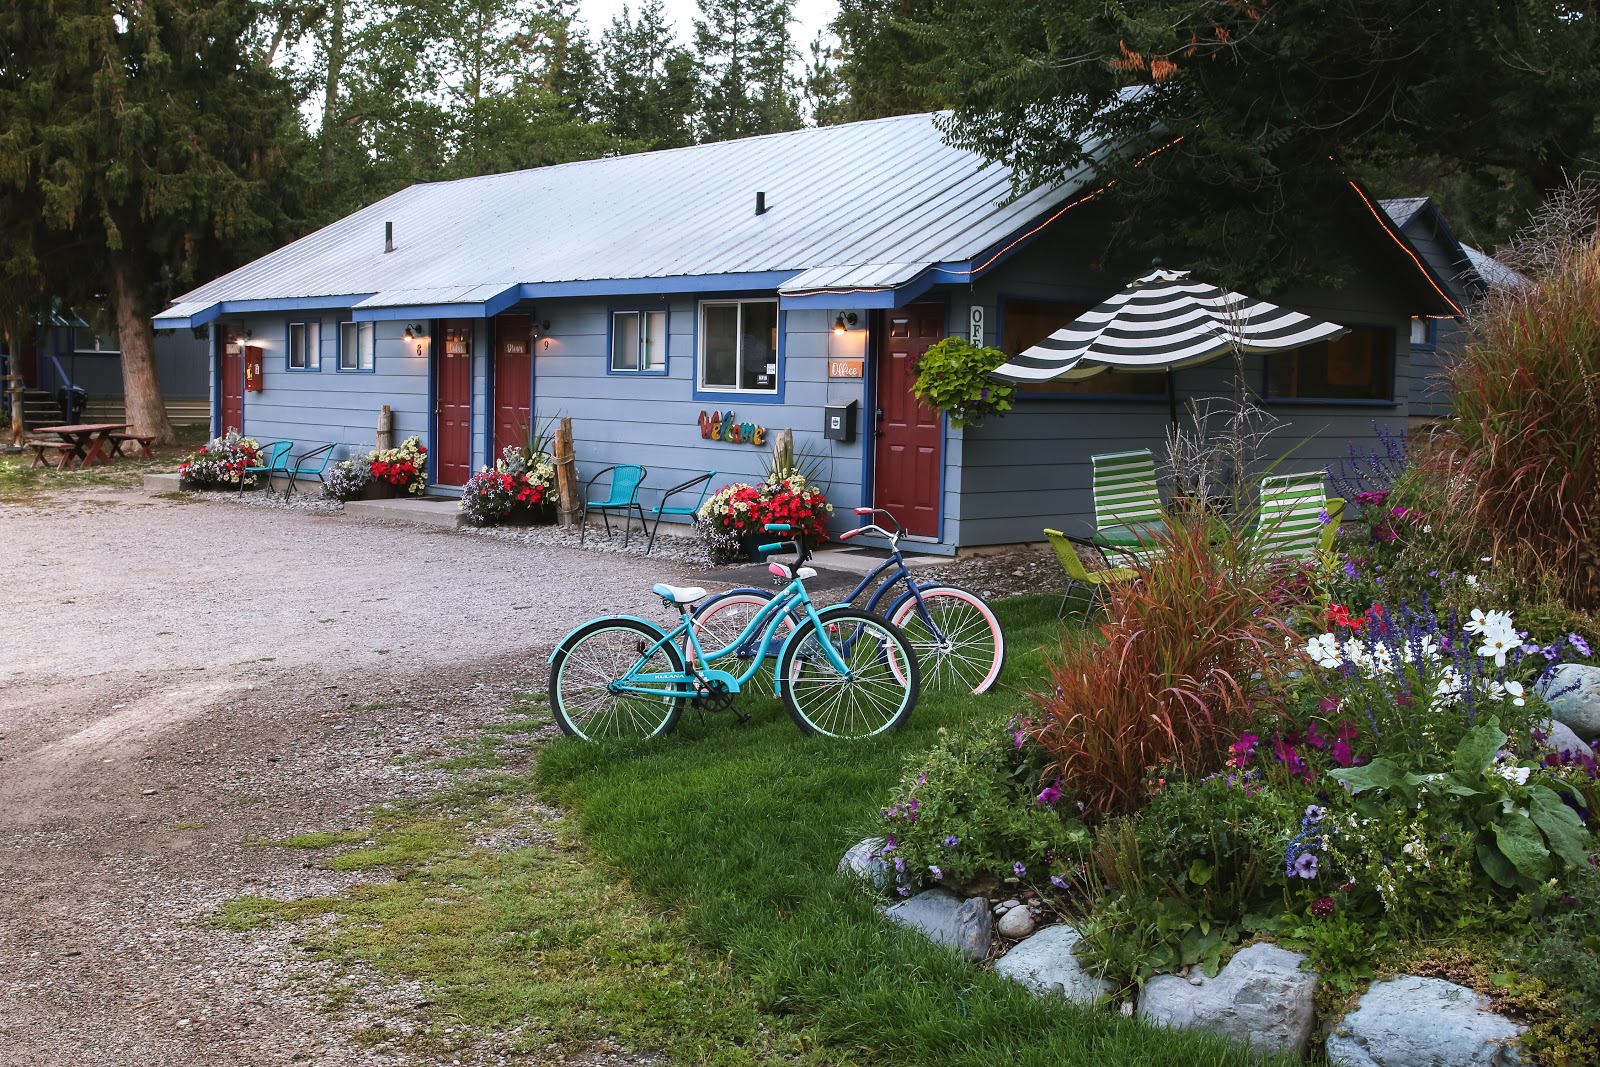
[{"xmin": 1166, "ymin": 369, "xmax": 1178, "ymax": 425}]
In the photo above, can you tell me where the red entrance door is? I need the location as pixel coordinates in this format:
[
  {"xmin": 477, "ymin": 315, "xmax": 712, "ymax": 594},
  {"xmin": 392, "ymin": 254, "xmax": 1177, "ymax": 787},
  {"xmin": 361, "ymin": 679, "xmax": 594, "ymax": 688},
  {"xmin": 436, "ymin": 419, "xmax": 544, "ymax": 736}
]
[
  {"xmin": 218, "ymin": 327, "xmax": 244, "ymax": 433},
  {"xmin": 873, "ymin": 303, "xmax": 945, "ymax": 538},
  {"xmin": 436, "ymin": 320, "xmax": 473, "ymax": 486},
  {"xmin": 492, "ymin": 315, "xmax": 533, "ymax": 457}
]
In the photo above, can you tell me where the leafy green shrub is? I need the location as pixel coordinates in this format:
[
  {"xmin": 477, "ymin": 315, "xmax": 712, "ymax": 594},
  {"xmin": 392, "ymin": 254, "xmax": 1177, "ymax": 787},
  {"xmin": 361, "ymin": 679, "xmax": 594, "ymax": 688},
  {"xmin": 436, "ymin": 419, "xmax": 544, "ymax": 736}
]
[
  {"xmin": 877, "ymin": 717, "xmax": 1088, "ymax": 897},
  {"xmin": 908, "ymin": 337, "xmax": 1016, "ymax": 428},
  {"xmin": 1511, "ymin": 862, "xmax": 1600, "ymax": 1062},
  {"xmin": 1447, "ymin": 227, "xmax": 1600, "ymax": 609}
]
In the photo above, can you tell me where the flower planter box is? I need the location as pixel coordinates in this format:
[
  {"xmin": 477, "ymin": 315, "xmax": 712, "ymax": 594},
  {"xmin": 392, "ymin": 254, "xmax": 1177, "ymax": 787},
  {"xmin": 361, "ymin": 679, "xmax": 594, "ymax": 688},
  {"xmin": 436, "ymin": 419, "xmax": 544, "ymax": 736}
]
[{"xmin": 359, "ymin": 480, "xmax": 399, "ymax": 500}]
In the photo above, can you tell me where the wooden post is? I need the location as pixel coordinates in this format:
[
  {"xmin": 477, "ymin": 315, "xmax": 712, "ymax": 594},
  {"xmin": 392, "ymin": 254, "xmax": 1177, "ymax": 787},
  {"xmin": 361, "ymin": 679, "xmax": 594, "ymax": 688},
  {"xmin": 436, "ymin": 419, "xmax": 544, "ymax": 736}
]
[
  {"xmin": 553, "ymin": 417, "xmax": 579, "ymax": 529},
  {"xmin": 376, "ymin": 404, "xmax": 393, "ymax": 450},
  {"xmin": 771, "ymin": 427, "xmax": 794, "ymax": 477}
]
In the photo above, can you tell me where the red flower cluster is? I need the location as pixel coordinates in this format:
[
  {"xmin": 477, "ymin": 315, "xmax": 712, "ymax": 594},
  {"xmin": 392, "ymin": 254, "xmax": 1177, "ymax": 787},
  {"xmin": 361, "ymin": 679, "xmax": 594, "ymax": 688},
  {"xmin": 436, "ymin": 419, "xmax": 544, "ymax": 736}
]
[
  {"xmin": 1324, "ymin": 603, "xmax": 1366, "ymax": 631},
  {"xmin": 371, "ymin": 459, "xmax": 419, "ymax": 487}
]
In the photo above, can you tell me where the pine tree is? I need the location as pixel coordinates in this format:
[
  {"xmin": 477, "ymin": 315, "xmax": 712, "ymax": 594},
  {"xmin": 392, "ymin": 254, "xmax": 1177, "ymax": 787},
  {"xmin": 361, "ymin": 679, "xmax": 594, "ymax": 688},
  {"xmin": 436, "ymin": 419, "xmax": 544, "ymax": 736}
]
[
  {"xmin": 598, "ymin": 0, "xmax": 698, "ymax": 149},
  {"xmin": 693, "ymin": 0, "xmax": 800, "ymax": 141},
  {"xmin": 801, "ymin": 31, "xmax": 848, "ymax": 126},
  {"xmin": 831, "ymin": 0, "xmax": 952, "ymax": 120},
  {"xmin": 2, "ymin": 0, "xmax": 309, "ymax": 444}
]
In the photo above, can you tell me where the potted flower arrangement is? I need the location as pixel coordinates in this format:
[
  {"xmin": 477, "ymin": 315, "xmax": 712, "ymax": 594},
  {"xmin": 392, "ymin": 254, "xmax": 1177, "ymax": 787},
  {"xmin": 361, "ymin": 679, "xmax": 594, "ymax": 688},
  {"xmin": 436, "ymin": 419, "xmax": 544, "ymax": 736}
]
[
  {"xmin": 321, "ymin": 436, "xmax": 429, "ymax": 501},
  {"xmin": 698, "ymin": 470, "xmax": 832, "ymax": 565},
  {"xmin": 909, "ymin": 337, "xmax": 1016, "ymax": 428},
  {"xmin": 460, "ymin": 444, "xmax": 560, "ymax": 526},
  {"xmin": 178, "ymin": 432, "xmax": 261, "ymax": 489}
]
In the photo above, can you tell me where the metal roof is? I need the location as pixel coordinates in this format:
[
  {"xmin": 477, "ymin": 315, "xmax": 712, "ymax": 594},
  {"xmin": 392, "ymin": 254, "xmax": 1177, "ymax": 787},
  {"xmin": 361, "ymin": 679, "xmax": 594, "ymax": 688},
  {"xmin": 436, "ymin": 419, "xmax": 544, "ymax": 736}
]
[
  {"xmin": 1378, "ymin": 197, "xmax": 1429, "ymax": 229},
  {"xmin": 157, "ymin": 113, "xmax": 1096, "ymax": 324}
]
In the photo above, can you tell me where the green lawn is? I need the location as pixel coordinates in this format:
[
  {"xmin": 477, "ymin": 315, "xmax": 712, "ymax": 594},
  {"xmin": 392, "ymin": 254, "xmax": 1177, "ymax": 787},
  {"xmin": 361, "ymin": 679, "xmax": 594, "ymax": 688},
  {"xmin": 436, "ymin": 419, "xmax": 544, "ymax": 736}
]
[{"xmin": 227, "ymin": 594, "xmax": 1289, "ymax": 1065}]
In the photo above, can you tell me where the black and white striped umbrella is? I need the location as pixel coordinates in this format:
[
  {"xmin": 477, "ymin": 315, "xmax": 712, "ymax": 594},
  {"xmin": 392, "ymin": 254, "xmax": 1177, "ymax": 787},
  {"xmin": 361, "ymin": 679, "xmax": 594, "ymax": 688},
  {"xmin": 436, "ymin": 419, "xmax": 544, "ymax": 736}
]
[{"xmin": 990, "ymin": 268, "xmax": 1350, "ymax": 383}]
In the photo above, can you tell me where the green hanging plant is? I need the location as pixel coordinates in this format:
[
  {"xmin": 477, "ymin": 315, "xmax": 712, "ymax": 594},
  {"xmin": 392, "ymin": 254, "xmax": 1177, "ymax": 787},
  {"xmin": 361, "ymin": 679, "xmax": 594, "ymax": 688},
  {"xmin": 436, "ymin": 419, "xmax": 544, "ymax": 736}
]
[{"xmin": 909, "ymin": 337, "xmax": 1017, "ymax": 428}]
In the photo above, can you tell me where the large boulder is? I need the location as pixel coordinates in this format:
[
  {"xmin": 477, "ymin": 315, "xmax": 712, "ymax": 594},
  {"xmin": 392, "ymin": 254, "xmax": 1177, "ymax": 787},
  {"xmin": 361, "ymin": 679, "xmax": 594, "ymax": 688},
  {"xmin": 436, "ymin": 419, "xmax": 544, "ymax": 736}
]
[
  {"xmin": 883, "ymin": 889, "xmax": 993, "ymax": 961},
  {"xmin": 1326, "ymin": 975, "xmax": 1524, "ymax": 1067},
  {"xmin": 1137, "ymin": 943, "xmax": 1318, "ymax": 1057},
  {"xmin": 1543, "ymin": 664, "xmax": 1600, "ymax": 740},
  {"xmin": 992, "ymin": 924, "xmax": 1110, "ymax": 1007},
  {"xmin": 1540, "ymin": 718, "xmax": 1588, "ymax": 758}
]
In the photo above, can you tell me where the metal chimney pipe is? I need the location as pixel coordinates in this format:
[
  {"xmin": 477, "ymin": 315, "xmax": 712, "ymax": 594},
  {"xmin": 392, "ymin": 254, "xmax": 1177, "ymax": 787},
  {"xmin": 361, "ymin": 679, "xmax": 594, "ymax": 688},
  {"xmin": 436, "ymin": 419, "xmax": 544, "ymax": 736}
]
[
  {"xmin": 385, "ymin": 221, "xmax": 394, "ymax": 253},
  {"xmin": 755, "ymin": 192, "xmax": 767, "ymax": 216}
]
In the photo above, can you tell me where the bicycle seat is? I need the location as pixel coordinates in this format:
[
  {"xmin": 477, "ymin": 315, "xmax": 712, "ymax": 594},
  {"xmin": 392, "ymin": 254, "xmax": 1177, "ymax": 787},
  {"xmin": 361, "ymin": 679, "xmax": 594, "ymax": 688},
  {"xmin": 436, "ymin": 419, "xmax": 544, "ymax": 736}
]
[
  {"xmin": 652, "ymin": 583, "xmax": 707, "ymax": 604},
  {"xmin": 768, "ymin": 562, "xmax": 817, "ymax": 580}
]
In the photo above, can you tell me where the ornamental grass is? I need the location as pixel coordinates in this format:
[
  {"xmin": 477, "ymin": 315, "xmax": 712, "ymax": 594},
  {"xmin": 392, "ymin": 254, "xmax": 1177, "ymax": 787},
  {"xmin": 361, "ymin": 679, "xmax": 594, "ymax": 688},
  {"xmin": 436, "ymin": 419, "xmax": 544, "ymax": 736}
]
[
  {"xmin": 1029, "ymin": 517, "xmax": 1306, "ymax": 819},
  {"xmin": 1446, "ymin": 223, "xmax": 1600, "ymax": 610}
]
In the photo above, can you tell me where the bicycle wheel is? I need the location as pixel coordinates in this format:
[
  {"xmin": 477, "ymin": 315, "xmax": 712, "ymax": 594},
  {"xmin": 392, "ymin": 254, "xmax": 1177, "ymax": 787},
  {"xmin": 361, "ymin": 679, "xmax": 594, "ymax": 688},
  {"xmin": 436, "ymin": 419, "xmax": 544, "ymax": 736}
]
[
  {"xmin": 778, "ymin": 607, "xmax": 919, "ymax": 738},
  {"xmin": 889, "ymin": 584, "xmax": 1006, "ymax": 695},
  {"xmin": 548, "ymin": 617, "xmax": 688, "ymax": 741},
  {"xmin": 689, "ymin": 589, "xmax": 790, "ymax": 671}
]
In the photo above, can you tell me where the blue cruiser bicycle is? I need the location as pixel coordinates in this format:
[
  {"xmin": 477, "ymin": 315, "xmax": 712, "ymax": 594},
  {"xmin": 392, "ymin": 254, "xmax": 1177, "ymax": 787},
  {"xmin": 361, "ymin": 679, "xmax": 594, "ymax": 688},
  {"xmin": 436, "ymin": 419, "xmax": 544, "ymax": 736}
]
[
  {"xmin": 547, "ymin": 523, "xmax": 921, "ymax": 741},
  {"xmin": 690, "ymin": 508, "xmax": 1006, "ymax": 695}
]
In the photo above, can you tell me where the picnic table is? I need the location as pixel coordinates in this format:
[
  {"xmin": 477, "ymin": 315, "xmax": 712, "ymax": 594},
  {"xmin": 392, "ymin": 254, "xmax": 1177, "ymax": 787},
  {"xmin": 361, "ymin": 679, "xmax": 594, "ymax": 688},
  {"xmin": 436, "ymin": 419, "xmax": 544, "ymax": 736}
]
[{"xmin": 27, "ymin": 423, "xmax": 130, "ymax": 470}]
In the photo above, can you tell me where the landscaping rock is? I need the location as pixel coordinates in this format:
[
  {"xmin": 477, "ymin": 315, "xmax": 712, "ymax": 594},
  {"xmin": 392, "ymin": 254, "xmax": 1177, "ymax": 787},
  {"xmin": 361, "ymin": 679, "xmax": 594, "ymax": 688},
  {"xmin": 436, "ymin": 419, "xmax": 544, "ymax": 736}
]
[
  {"xmin": 884, "ymin": 889, "xmax": 993, "ymax": 962},
  {"xmin": 1137, "ymin": 943, "xmax": 1317, "ymax": 1058},
  {"xmin": 838, "ymin": 837, "xmax": 887, "ymax": 887},
  {"xmin": 992, "ymin": 925, "xmax": 1110, "ymax": 1006},
  {"xmin": 1540, "ymin": 718, "xmax": 1589, "ymax": 757},
  {"xmin": 1326, "ymin": 975, "xmax": 1525, "ymax": 1067},
  {"xmin": 996, "ymin": 906, "xmax": 1037, "ymax": 939},
  {"xmin": 1543, "ymin": 664, "xmax": 1600, "ymax": 740}
]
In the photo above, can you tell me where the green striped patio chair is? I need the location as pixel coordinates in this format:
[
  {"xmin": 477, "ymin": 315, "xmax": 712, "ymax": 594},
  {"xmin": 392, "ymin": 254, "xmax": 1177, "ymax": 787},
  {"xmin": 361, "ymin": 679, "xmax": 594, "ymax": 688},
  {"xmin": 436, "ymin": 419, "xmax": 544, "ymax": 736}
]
[
  {"xmin": 1090, "ymin": 449, "xmax": 1169, "ymax": 563},
  {"xmin": 1252, "ymin": 473, "xmax": 1340, "ymax": 558}
]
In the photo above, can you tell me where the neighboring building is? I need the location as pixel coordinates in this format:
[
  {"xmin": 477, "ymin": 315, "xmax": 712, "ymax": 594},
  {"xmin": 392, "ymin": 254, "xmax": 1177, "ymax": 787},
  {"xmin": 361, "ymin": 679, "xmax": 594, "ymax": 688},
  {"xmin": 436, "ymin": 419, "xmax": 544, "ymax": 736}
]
[
  {"xmin": 1378, "ymin": 197, "xmax": 1522, "ymax": 427},
  {"xmin": 152, "ymin": 114, "xmax": 1459, "ymax": 553}
]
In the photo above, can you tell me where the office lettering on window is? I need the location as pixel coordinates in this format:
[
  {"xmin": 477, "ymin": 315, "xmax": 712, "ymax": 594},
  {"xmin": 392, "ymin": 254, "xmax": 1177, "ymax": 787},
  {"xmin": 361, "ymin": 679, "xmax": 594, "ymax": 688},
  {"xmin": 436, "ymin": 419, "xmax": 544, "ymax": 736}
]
[
  {"xmin": 339, "ymin": 321, "xmax": 375, "ymax": 371},
  {"xmin": 698, "ymin": 300, "xmax": 778, "ymax": 393},
  {"xmin": 288, "ymin": 322, "xmax": 320, "ymax": 370},
  {"xmin": 1001, "ymin": 299, "xmax": 1164, "ymax": 397},
  {"xmin": 611, "ymin": 309, "xmax": 667, "ymax": 372},
  {"xmin": 1266, "ymin": 326, "xmax": 1393, "ymax": 402}
]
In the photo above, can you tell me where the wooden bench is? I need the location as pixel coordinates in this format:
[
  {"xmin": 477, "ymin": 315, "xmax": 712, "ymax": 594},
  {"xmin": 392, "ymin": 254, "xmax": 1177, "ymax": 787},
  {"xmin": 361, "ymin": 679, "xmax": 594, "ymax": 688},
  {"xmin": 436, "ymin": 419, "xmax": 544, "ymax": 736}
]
[
  {"xmin": 24, "ymin": 439, "xmax": 82, "ymax": 470},
  {"xmin": 108, "ymin": 432, "xmax": 156, "ymax": 459}
]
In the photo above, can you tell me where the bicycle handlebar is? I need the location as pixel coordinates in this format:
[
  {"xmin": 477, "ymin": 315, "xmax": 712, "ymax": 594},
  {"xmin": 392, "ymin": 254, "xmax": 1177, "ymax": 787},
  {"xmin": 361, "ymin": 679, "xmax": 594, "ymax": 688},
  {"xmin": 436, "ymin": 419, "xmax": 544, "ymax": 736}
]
[
  {"xmin": 758, "ymin": 540, "xmax": 797, "ymax": 555},
  {"xmin": 763, "ymin": 523, "xmax": 792, "ymax": 532}
]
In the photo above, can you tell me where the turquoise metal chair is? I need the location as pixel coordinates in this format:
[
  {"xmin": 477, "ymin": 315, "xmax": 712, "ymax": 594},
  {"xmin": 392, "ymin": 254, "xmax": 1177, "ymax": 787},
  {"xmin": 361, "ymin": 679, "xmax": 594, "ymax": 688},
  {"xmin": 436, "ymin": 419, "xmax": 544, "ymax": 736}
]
[
  {"xmin": 284, "ymin": 442, "xmax": 337, "ymax": 499},
  {"xmin": 1089, "ymin": 449, "xmax": 1169, "ymax": 563},
  {"xmin": 647, "ymin": 471, "xmax": 716, "ymax": 554},
  {"xmin": 1251, "ymin": 473, "xmax": 1342, "ymax": 558},
  {"xmin": 581, "ymin": 464, "xmax": 648, "ymax": 547},
  {"xmin": 240, "ymin": 440, "xmax": 292, "ymax": 498}
]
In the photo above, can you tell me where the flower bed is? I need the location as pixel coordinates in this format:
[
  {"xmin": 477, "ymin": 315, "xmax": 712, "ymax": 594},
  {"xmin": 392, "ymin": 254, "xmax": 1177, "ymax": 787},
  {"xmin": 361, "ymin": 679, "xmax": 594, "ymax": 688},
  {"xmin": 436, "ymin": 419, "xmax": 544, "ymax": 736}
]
[
  {"xmin": 178, "ymin": 432, "xmax": 261, "ymax": 489},
  {"xmin": 460, "ymin": 445, "xmax": 560, "ymax": 526},
  {"xmin": 697, "ymin": 471, "xmax": 831, "ymax": 565}
]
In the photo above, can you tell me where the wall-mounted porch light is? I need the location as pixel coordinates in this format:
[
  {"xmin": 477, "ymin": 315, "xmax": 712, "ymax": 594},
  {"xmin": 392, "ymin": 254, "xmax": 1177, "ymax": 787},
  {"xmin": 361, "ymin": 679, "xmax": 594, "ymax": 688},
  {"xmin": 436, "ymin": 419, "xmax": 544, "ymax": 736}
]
[
  {"xmin": 833, "ymin": 312, "xmax": 859, "ymax": 335},
  {"xmin": 403, "ymin": 322, "xmax": 429, "ymax": 340}
]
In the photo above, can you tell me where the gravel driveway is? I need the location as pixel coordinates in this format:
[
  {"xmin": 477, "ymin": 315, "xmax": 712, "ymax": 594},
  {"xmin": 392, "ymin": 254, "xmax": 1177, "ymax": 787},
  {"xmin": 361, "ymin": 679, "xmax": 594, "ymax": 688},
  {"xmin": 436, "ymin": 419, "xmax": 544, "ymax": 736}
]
[{"xmin": 0, "ymin": 488, "xmax": 715, "ymax": 1066}]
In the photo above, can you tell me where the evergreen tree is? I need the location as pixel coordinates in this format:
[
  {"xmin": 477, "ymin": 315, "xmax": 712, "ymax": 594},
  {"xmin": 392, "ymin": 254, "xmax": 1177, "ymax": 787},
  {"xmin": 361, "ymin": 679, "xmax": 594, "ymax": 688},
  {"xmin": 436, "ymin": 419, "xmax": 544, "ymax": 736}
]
[
  {"xmin": 693, "ymin": 0, "xmax": 800, "ymax": 141},
  {"xmin": 831, "ymin": 0, "xmax": 953, "ymax": 120},
  {"xmin": 598, "ymin": 0, "xmax": 698, "ymax": 149},
  {"xmin": 801, "ymin": 31, "xmax": 848, "ymax": 126},
  {"xmin": 1, "ymin": 0, "xmax": 309, "ymax": 444},
  {"xmin": 914, "ymin": 0, "xmax": 1600, "ymax": 290}
]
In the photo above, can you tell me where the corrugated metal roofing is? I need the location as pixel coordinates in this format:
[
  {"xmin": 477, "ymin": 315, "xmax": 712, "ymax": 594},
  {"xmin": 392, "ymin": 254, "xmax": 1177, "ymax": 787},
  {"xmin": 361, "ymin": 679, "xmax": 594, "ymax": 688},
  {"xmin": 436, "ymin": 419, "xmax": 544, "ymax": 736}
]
[
  {"xmin": 1379, "ymin": 197, "xmax": 1429, "ymax": 229},
  {"xmin": 158, "ymin": 113, "xmax": 1097, "ymax": 319}
]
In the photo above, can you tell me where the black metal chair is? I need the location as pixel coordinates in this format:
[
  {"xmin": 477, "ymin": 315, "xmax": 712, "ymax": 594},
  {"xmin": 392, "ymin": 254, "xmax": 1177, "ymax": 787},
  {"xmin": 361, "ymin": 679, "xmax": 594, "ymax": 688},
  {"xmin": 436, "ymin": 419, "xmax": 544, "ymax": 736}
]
[
  {"xmin": 580, "ymin": 464, "xmax": 648, "ymax": 547},
  {"xmin": 646, "ymin": 471, "xmax": 716, "ymax": 554}
]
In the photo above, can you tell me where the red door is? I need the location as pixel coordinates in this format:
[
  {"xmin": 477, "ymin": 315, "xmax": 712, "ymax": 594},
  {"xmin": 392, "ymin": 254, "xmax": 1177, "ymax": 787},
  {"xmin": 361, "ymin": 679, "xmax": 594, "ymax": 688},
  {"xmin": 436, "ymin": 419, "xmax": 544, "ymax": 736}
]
[
  {"xmin": 492, "ymin": 315, "xmax": 533, "ymax": 457},
  {"xmin": 219, "ymin": 327, "xmax": 244, "ymax": 433},
  {"xmin": 873, "ymin": 303, "xmax": 945, "ymax": 538},
  {"xmin": 436, "ymin": 320, "xmax": 473, "ymax": 486}
]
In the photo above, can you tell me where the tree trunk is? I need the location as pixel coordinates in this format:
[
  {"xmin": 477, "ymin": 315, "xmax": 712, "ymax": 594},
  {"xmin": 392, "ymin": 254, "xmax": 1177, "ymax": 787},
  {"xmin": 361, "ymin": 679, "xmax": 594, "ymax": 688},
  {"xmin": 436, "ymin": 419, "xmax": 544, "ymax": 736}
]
[
  {"xmin": 112, "ymin": 261, "xmax": 176, "ymax": 446},
  {"xmin": 319, "ymin": 0, "xmax": 345, "ymax": 176},
  {"xmin": 4, "ymin": 326, "xmax": 23, "ymax": 447}
]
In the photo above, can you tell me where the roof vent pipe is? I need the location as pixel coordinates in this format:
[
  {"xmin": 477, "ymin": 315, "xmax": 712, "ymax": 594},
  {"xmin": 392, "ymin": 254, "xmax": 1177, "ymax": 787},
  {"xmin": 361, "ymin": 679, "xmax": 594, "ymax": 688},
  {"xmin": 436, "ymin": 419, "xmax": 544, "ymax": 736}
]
[
  {"xmin": 385, "ymin": 221, "xmax": 394, "ymax": 253},
  {"xmin": 755, "ymin": 191, "xmax": 767, "ymax": 216}
]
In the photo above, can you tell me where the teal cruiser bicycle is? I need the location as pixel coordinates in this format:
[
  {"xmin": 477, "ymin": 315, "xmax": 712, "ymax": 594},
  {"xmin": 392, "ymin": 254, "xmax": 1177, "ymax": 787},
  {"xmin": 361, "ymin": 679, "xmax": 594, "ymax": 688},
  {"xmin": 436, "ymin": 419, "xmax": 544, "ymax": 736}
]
[{"xmin": 547, "ymin": 523, "xmax": 921, "ymax": 741}]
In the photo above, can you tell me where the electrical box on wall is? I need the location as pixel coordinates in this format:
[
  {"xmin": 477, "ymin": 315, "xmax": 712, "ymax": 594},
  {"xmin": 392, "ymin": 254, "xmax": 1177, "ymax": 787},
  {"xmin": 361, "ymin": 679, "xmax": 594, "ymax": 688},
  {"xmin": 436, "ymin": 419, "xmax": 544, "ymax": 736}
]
[{"xmin": 823, "ymin": 400, "xmax": 857, "ymax": 443}]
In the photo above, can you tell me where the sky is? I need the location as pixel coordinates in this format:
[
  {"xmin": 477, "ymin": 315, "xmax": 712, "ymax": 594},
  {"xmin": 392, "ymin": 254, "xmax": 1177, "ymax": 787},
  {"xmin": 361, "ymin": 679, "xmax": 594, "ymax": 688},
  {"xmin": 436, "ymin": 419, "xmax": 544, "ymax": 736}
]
[{"xmin": 575, "ymin": 0, "xmax": 840, "ymax": 50}]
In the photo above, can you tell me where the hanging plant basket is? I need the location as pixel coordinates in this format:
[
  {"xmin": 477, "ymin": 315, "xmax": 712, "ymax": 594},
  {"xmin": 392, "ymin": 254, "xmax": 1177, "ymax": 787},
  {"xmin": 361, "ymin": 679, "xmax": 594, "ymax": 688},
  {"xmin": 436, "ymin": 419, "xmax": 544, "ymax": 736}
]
[{"xmin": 909, "ymin": 337, "xmax": 1017, "ymax": 428}]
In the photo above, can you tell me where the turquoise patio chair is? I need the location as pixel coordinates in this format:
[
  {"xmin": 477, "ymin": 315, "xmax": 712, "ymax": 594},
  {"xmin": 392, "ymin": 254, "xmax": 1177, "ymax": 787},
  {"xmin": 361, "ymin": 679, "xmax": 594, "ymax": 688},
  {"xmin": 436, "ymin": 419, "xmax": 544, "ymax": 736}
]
[
  {"xmin": 240, "ymin": 439, "xmax": 292, "ymax": 498},
  {"xmin": 646, "ymin": 471, "xmax": 716, "ymax": 555},
  {"xmin": 1089, "ymin": 449, "xmax": 1169, "ymax": 564},
  {"xmin": 1044, "ymin": 528, "xmax": 1138, "ymax": 619},
  {"xmin": 1251, "ymin": 472, "xmax": 1344, "ymax": 558},
  {"xmin": 284, "ymin": 442, "xmax": 337, "ymax": 499},
  {"xmin": 581, "ymin": 464, "xmax": 648, "ymax": 548}
]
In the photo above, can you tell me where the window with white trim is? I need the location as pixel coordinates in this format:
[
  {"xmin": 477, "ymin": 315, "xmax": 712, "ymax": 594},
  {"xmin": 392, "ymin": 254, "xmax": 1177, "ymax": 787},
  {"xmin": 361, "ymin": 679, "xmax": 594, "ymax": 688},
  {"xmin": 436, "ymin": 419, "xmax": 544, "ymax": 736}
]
[
  {"xmin": 611, "ymin": 309, "xmax": 667, "ymax": 372},
  {"xmin": 339, "ymin": 321, "xmax": 375, "ymax": 370},
  {"xmin": 698, "ymin": 299, "xmax": 778, "ymax": 393},
  {"xmin": 1409, "ymin": 317, "xmax": 1436, "ymax": 348},
  {"xmin": 288, "ymin": 321, "xmax": 320, "ymax": 370}
]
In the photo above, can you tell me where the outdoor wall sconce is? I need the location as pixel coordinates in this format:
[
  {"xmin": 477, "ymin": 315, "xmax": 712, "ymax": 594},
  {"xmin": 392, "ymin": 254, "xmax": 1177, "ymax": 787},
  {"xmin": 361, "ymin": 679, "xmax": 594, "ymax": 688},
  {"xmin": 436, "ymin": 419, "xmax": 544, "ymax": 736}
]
[
  {"xmin": 403, "ymin": 322, "xmax": 429, "ymax": 340},
  {"xmin": 833, "ymin": 312, "xmax": 858, "ymax": 335},
  {"xmin": 530, "ymin": 318, "xmax": 552, "ymax": 350}
]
